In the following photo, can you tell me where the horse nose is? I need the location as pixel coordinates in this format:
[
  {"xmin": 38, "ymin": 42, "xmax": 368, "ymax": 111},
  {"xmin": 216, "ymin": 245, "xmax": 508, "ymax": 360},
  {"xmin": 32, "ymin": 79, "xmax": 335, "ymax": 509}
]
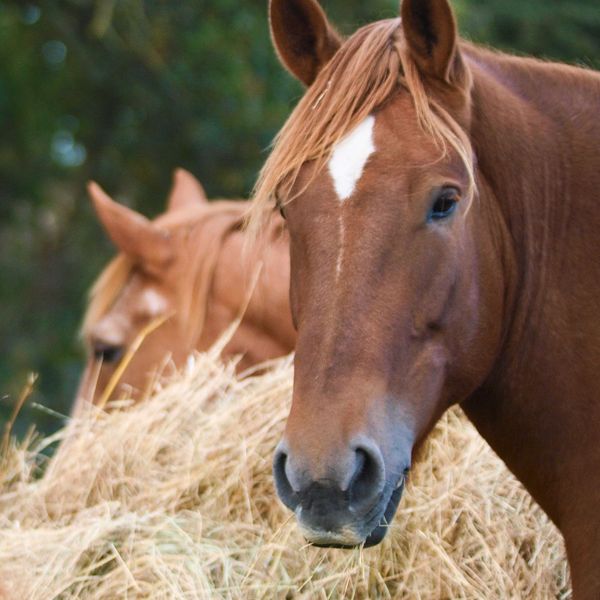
[{"xmin": 273, "ymin": 437, "xmax": 386, "ymax": 525}]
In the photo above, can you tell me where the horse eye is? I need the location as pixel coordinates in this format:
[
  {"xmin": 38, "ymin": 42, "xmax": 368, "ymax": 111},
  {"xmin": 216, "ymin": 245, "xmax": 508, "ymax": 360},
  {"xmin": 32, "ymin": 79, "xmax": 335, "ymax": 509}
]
[
  {"xmin": 93, "ymin": 343, "xmax": 123, "ymax": 364},
  {"xmin": 429, "ymin": 188, "xmax": 459, "ymax": 221}
]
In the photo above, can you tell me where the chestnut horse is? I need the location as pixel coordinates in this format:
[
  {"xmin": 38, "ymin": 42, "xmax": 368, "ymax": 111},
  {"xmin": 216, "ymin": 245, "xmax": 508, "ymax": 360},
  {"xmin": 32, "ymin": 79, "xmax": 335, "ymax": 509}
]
[
  {"xmin": 251, "ymin": 0, "xmax": 600, "ymax": 596},
  {"xmin": 73, "ymin": 169, "xmax": 294, "ymax": 414}
]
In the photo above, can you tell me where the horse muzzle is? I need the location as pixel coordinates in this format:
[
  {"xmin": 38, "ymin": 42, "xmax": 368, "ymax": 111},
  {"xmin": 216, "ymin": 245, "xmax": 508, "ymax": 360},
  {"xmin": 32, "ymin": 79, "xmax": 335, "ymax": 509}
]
[{"xmin": 273, "ymin": 436, "xmax": 409, "ymax": 547}]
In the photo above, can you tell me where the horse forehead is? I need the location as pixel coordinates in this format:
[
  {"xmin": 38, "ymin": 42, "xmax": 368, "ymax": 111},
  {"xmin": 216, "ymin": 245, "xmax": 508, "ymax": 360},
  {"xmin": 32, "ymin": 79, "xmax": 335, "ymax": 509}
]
[
  {"xmin": 328, "ymin": 115, "xmax": 376, "ymax": 203},
  {"xmin": 112, "ymin": 279, "xmax": 170, "ymax": 317},
  {"xmin": 89, "ymin": 284, "xmax": 169, "ymax": 340},
  {"xmin": 324, "ymin": 97, "xmax": 419, "ymax": 203}
]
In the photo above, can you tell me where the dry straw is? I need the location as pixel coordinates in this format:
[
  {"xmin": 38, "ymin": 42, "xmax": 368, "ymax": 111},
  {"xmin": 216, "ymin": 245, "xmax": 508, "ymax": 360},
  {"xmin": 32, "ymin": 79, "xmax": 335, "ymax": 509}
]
[{"xmin": 0, "ymin": 345, "xmax": 569, "ymax": 599}]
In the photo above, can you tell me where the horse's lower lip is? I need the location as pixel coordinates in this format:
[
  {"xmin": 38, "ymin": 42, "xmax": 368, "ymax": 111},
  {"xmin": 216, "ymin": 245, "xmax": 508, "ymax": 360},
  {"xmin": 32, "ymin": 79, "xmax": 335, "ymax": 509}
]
[
  {"xmin": 362, "ymin": 480, "xmax": 404, "ymax": 547},
  {"xmin": 309, "ymin": 480, "xmax": 405, "ymax": 549}
]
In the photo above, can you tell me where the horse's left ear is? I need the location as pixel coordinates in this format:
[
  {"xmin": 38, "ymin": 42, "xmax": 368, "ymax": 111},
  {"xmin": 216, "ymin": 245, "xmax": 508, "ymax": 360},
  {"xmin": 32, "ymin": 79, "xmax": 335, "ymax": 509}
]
[
  {"xmin": 400, "ymin": 0, "xmax": 462, "ymax": 84},
  {"xmin": 167, "ymin": 168, "xmax": 208, "ymax": 213},
  {"xmin": 88, "ymin": 181, "xmax": 173, "ymax": 275}
]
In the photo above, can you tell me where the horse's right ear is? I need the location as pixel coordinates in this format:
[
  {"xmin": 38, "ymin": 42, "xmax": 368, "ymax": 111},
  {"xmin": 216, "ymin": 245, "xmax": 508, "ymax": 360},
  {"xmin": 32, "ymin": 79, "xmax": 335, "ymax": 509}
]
[
  {"xmin": 88, "ymin": 181, "xmax": 173, "ymax": 275},
  {"xmin": 270, "ymin": 0, "xmax": 342, "ymax": 86},
  {"xmin": 167, "ymin": 168, "xmax": 208, "ymax": 213}
]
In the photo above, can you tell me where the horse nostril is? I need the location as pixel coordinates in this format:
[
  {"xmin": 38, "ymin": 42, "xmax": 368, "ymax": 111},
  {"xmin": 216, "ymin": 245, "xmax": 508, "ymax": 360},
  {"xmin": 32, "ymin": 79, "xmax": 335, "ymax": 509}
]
[
  {"xmin": 273, "ymin": 443, "xmax": 299, "ymax": 511},
  {"xmin": 348, "ymin": 442, "xmax": 386, "ymax": 511},
  {"xmin": 93, "ymin": 343, "xmax": 124, "ymax": 364},
  {"xmin": 273, "ymin": 438, "xmax": 387, "ymax": 523}
]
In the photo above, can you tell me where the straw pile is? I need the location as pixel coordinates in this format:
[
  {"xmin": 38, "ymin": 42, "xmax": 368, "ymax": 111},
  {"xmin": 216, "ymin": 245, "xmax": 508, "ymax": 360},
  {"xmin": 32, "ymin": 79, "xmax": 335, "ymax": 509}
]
[{"xmin": 0, "ymin": 346, "xmax": 569, "ymax": 599}]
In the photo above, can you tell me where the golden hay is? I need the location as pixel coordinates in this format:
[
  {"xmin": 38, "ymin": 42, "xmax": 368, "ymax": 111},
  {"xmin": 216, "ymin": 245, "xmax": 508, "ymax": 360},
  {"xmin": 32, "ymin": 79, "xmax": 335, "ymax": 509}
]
[{"xmin": 0, "ymin": 347, "xmax": 569, "ymax": 599}]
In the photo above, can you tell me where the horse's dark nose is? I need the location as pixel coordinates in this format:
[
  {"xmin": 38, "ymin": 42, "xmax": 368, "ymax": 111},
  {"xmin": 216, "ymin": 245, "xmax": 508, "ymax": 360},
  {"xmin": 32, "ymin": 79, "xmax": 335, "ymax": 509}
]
[{"xmin": 273, "ymin": 437, "xmax": 386, "ymax": 540}]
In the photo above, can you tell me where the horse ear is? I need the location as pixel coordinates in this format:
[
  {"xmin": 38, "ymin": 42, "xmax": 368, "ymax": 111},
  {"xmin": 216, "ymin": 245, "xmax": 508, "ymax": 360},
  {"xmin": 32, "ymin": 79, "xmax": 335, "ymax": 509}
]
[
  {"xmin": 167, "ymin": 168, "xmax": 208, "ymax": 213},
  {"xmin": 88, "ymin": 181, "xmax": 173, "ymax": 274},
  {"xmin": 270, "ymin": 0, "xmax": 342, "ymax": 86},
  {"xmin": 400, "ymin": 0, "xmax": 462, "ymax": 84}
]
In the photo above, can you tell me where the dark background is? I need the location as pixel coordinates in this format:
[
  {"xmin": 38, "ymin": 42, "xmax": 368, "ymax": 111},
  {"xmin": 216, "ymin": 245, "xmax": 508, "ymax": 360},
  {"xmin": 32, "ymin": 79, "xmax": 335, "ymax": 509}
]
[{"xmin": 1, "ymin": 0, "xmax": 598, "ymax": 438}]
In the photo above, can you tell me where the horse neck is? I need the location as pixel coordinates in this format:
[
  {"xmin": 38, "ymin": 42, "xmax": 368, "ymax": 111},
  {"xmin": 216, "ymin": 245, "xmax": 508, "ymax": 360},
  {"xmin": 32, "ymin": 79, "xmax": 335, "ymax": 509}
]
[
  {"xmin": 195, "ymin": 216, "xmax": 295, "ymax": 356},
  {"xmin": 465, "ymin": 45, "xmax": 600, "ymax": 385},
  {"xmin": 465, "ymin": 44, "xmax": 600, "ymax": 272},
  {"xmin": 246, "ymin": 224, "xmax": 295, "ymax": 350},
  {"xmin": 179, "ymin": 208, "xmax": 247, "ymax": 349},
  {"xmin": 462, "ymin": 46, "xmax": 600, "ymax": 583}
]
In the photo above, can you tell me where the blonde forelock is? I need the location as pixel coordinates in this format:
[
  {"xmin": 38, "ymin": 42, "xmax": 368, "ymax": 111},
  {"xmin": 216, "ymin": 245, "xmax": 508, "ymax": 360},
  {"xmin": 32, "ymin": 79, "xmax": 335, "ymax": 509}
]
[{"xmin": 248, "ymin": 18, "xmax": 475, "ymax": 234}]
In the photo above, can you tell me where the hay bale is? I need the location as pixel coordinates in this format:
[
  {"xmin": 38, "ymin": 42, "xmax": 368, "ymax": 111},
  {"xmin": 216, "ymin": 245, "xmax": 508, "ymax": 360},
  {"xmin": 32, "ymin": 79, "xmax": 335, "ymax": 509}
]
[{"xmin": 0, "ymin": 348, "xmax": 569, "ymax": 598}]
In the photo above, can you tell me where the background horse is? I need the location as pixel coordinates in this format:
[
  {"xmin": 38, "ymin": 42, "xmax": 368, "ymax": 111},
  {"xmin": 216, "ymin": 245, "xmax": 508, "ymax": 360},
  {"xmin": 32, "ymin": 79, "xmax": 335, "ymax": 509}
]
[
  {"xmin": 251, "ymin": 0, "xmax": 600, "ymax": 596},
  {"xmin": 73, "ymin": 168, "xmax": 294, "ymax": 414}
]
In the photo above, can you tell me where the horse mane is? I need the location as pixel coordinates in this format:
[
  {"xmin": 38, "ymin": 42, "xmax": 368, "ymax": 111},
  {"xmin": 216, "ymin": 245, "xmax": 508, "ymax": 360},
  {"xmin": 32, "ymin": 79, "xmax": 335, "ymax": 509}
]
[
  {"xmin": 178, "ymin": 205, "xmax": 247, "ymax": 348},
  {"xmin": 249, "ymin": 18, "xmax": 475, "ymax": 230},
  {"xmin": 81, "ymin": 203, "xmax": 248, "ymax": 346},
  {"xmin": 81, "ymin": 253, "xmax": 134, "ymax": 340}
]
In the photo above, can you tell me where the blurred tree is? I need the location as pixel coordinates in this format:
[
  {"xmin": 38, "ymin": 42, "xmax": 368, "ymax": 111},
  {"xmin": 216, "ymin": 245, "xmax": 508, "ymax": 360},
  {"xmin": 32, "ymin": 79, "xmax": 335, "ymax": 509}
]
[
  {"xmin": 456, "ymin": 0, "xmax": 599, "ymax": 69},
  {"xmin": 0, "ymin": 0, "xmax": 598, "ymax": 436}
]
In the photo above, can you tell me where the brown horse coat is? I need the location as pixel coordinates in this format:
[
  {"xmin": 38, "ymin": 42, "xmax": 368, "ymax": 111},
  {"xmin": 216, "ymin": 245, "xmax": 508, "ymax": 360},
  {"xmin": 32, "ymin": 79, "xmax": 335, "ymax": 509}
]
[{"xmin": 252, "ymin": 0, "xmax": 600, "ymax": 596}]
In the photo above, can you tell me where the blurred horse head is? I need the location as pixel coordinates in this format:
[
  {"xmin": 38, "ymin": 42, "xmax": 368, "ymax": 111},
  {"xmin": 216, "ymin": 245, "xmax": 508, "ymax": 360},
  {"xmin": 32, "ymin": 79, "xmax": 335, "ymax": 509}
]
[{"xmin": 73, "ymin": 168, "xmax": 294, "ymax": 413}]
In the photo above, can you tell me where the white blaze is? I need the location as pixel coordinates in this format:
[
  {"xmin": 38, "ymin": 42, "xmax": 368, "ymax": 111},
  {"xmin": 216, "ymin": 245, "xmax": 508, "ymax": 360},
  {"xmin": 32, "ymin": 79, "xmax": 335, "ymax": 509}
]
[
  {"xmin": 336, "ymin": 217, "xmax": 345, "ymax": 279},
  {"xmin": 141, "ymin": 288, "xmax": 168, "ymax": 317},
  {"xmin": 328, "ymin": 115, "xmax": 376, "ymax": 202}
]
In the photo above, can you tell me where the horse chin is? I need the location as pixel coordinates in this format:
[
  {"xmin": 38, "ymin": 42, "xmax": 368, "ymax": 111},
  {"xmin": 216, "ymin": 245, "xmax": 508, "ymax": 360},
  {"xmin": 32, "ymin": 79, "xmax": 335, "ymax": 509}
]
[{"xmin": 309, "ymin": 480, "xmax": 405, "ymax": 549}]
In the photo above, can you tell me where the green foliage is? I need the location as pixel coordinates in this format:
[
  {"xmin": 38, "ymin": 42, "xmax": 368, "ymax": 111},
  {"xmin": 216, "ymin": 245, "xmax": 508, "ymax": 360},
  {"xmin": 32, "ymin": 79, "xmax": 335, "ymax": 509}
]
[
  {"xmin": 456, "ymin": 0, "xmax": 600, "ymax": 69},
  {"xmin": 0, "ymin": 0, "xmax": 598, "ymax": 436}
]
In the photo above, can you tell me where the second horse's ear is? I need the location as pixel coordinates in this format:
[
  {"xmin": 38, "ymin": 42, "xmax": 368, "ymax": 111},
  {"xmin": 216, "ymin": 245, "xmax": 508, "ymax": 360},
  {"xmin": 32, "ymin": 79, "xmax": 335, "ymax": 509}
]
[
  {"xmin": 88, "ymin": 181, "xmax": 173, "ymax": 275},
  {"xmin": 167, "ymin": 168, "xmax": 208, "ymax": 213},
  {"xmin": 270, "ymin": 0, "xmax": 342, "ymax": 86}
]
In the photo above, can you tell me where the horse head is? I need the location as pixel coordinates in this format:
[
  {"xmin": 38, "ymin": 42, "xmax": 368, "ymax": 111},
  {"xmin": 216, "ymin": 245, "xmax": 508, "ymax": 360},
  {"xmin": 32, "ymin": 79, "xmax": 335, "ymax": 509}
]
[
  {"xmin": 256, "ymin": 0, "xmax": 512, "ymax": 547},
  {"xmin": 74, "ymin": 168, "xmax": 294, "ymax": 413}
]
